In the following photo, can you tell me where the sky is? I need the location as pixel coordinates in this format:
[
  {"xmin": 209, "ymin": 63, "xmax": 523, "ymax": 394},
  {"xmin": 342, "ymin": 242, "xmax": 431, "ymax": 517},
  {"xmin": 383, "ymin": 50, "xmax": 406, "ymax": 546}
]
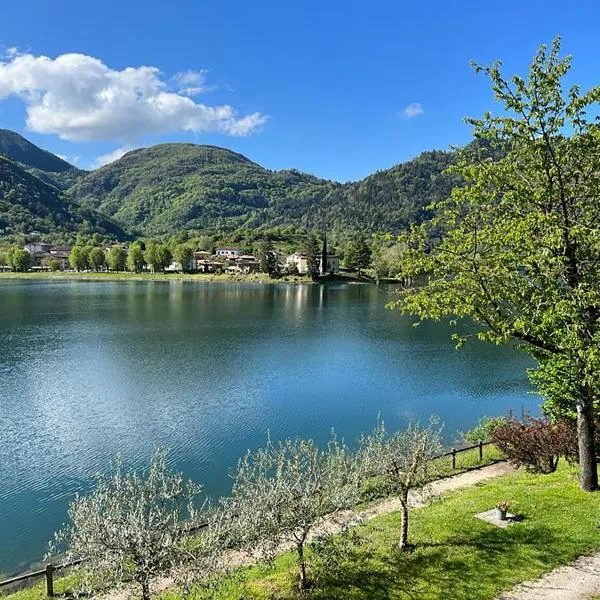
[{"xmin": 1, "ymin": 0, "xmax": 600, "ymax": 181}]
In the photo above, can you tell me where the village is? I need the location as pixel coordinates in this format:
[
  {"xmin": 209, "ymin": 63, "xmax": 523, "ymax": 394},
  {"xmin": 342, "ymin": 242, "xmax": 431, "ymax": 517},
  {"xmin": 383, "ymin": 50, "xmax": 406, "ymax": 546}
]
[{"xmin": 11, "ymin": 242, "xmax": 342, "ymax": 276}]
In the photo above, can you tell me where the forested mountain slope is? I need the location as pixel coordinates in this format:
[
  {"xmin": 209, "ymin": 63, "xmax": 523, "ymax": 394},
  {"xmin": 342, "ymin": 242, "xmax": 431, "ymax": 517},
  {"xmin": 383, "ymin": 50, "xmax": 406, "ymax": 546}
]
[
  {"xmin": 0, "ymin": 155, "xmax": 124, "ymax": 239},
  {"xmin": 69, "ymin": 143, "xmax": 460, "ymax": 236},
  {"xmin": 0, "ymin": 128, "xmax": 467, "ymax": 240},
  {"xmin": 0, "ymin": 129, "xmax": 85, "ymax": 190}
]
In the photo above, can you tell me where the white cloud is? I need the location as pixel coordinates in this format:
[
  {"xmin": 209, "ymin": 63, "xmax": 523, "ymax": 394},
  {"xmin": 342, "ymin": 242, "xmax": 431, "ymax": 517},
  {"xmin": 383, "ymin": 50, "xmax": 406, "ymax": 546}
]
[
  {"xmin": 172, "ymin": 69, "xmax": 212, "ymax": 96},
  {"xmin": 401, "ymin": 102, "xmax": 424, "ymax": 119},
  {"xmin": 94, "ymin": 145, "xmax": 136, "ymax": 168},
  {"xmin": 0, "ymin": 51, "xmax": 267, "ymax": 142}
]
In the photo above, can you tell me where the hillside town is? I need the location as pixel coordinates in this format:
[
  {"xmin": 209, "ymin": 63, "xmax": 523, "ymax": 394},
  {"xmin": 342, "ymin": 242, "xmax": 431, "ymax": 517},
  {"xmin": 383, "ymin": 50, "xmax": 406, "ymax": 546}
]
[{"xmin": 1, "ymin": 242, "xmax": 342, "ymax": 277}]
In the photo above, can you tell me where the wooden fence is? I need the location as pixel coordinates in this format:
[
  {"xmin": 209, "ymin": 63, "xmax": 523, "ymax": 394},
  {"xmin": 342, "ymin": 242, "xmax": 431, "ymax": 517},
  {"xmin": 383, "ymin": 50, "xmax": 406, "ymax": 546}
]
[{"xmin": 0, "ymin": 440, "xmax": 495, "ymax": 595}]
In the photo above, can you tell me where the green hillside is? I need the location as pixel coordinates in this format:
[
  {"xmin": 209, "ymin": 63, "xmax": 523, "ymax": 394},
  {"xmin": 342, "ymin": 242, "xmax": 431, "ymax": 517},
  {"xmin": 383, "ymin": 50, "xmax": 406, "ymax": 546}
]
[
  {"xmin": 69, "ymin": 143, "xmax": 459, "ymax": 236},
  {"xmin": 0, "ymin": 156, "xmax": 125, "ymax": 240},
  {"xmin": 0, "ymin": 128, "xmax": 467, "ymax": 241},
  {"xmin": 0, "ymin": 129, "xmax": 85, "ymax": 190},
  {"xmin": 68, "ymin": 143, "xmax": 339, "ymax": 235}
]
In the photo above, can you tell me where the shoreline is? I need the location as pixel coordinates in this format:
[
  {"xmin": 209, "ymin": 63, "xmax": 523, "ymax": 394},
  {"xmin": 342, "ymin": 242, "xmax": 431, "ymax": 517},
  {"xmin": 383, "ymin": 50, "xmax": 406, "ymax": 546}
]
[
  {"xmin": 0, "ymin": 272, "xmax": 389, "ymax": 285},
  {"xmin": 0, "ymin": 271, "xmax": 315, "ymax": 284}
]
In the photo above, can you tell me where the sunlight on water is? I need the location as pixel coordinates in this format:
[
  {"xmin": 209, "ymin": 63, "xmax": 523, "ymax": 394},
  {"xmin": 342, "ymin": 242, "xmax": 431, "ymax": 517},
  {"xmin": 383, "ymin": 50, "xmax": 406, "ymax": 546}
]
[{"xmin": 0, "ymin": 280, "xmax": 537, "ymax": 574}]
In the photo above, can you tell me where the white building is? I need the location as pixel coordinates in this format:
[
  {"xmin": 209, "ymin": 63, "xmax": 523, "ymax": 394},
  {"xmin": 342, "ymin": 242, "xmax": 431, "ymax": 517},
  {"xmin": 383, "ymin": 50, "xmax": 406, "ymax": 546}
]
[
  {"xmin": 215, "ymin": 247, "xmax": 242, "ymax": 258},
  {"xmin": 286, "ymin": 252, "xmax": 340, "ymax": 275}
]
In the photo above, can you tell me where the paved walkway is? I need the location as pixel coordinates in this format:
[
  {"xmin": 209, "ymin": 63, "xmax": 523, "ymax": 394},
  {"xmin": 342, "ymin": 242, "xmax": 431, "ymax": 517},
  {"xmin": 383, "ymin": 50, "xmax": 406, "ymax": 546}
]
[{"xmin": 499, "ymin": 553, "xmax": 600, "ymax": 600}]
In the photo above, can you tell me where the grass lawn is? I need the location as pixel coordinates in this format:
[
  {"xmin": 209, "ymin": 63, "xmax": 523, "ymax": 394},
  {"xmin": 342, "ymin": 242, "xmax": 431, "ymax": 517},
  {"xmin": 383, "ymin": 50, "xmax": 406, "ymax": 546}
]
[
  {"xmin": 166, "ymin": 462, "xmax": 600, "ymax": 600},
  {"xmin": 0, "ymin": 272, "xmax": 312, "ymax": 284}
]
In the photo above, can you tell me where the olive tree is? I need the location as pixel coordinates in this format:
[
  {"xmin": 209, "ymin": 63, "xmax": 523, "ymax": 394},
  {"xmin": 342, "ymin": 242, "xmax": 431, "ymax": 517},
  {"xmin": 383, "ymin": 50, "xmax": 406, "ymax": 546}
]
[
  {"xmin": 226, "ymin": 433, "xmax": 360, "ymax": 591},
  {"xmin": 51, "ymin": 449, "xmax": 215, "ymax": 600},
  {"xmin": 391, "ymin": 38, "xmax": 600, "ymax": 491},
  {"xmin": 359, "ymin": 419, "xmax": 442, "ymax": 550}
]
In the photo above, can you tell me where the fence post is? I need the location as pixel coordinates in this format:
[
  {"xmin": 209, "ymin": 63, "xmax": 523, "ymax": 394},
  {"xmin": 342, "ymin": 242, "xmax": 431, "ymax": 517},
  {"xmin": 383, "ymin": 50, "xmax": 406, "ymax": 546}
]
[
  {"xmin": 45, "ymin": 563, "xmax": 54, "ymax": 597},
  {"xmin": 451, "ymin": 448, "xmax": 456, "ymax": 470},
  {"xmin": 479, "ymin": 440, "xmax": 483, "ymax": 461}
]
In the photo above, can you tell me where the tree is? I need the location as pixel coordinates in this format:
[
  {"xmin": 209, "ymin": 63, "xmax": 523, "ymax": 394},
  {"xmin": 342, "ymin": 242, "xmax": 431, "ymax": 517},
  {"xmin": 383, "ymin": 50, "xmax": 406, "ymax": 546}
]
[
  {"xmin": 144, "ymin": 243, "xmax": 172, "ymax": 273},
  {"xmin": 127, "ymin": 242, "xmax": 146, "ymax": 273},
  {"xmin": 69, "ymin": 246, "xmax": 89, "ymax": 272},
  {"xmin": 50, "ymin": 449, "xmax": 215, "ymax": 600},
  {"xmin": 173, "ymin": 244, "xmax": 194, "ymax": 273},
  {"xmin": 344, "ymin": 235, "xmax": 372, "ymax": 277},
  {"xmin": 359, "ymin": 419, "xmax": 442, "ymax": 550},
  {"xmin": 255, "ymin": 238, "xmax": 280, "ymax": 278},
  {"xmin": 107, "ymin": 245, "xmax": 126, "ymax": 272},
  {"xmin": 88, "ymin": 247, "xmax": 106, "ymax": 272},
  {"xmin": 321, "ymin": 232, "xmax": 328, "ymax": 275},
  {"xmin": 391, "ymin": 39, "xmax": 600, "ymax": 491},
  {"xmin": 226, "ymin": 433, "xmax": 360, "ymax": 591},
  {"xmin": 6, "ymin": 247, "xmax": 32, "ymax": 272},
  {"xmin": 306, "ymin": 235, "xmax": 321, "ymax": 282}
]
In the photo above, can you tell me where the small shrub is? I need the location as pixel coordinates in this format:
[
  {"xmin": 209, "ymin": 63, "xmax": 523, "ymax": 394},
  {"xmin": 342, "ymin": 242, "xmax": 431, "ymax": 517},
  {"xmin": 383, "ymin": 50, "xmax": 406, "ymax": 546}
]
[
  {"xmin": 461, "ymin": 416, "xmax": 508, "ymax": 444},
  {"xmin": 491, "ymin": 412, "xmax": 577, "ymax": 473}
]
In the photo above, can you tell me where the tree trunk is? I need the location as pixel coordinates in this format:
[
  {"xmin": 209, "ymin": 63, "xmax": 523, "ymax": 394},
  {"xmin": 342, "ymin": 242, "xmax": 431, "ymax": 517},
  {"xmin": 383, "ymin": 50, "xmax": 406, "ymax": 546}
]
[
  {"xmin": 140, "ymin": 580, "xmax": 151, "ymax": 600},
  {"xmin": 398, "ymin": 492, "xmax": 409, "ymax": 550},
  {"xmin": 577, "ymin": 389, "xmax": 598, "ymax": 492},
  {"xmin": 296, "ymin": 542, "xmax": 308, "ymax": 591}
]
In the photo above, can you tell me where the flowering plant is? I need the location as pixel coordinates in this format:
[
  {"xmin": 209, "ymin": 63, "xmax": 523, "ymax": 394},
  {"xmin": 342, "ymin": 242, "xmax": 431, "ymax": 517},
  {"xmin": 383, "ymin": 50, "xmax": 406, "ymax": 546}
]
[{"xmin": 495, "ymin": 500, "xmax": 510, "ymax": 511}]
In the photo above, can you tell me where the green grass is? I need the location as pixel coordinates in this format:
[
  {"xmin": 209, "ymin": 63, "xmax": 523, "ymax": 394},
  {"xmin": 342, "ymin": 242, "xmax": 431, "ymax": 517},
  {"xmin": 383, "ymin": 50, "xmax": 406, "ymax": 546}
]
[
  {"xmin": 165, "ymin": 462, "xmax": 600, "ymax": 600},
  {"xmin": 0, "ymin": 271, "xmax": 312, "ymax": 284},
  {"xmin": 0, "ymin": 572, "xmax": 79, "ymax": 600}
]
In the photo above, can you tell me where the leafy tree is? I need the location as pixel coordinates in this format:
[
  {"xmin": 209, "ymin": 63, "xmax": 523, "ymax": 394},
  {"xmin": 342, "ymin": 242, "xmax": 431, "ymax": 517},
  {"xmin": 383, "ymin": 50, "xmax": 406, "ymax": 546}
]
[
  {"xmin": 392, "ymin": 38, "xmax": 600, "ymax": 491},
  {"xmin": 6, "ymin": 247, "xmax": 32, "ymax": 272},
  {"xmin": 461, "ymin": 415, "xmax": 508, "ymax": 444},
  {"xmin": 88, "ymin": 247, "xmax": 106, "ymax": 272},
  {"xmin": 359, "ymin": 419, "xmax": 442, "ymax": 550},
  {"xmin": 306, "ymin": 235, "xmax": 321, "ymax": 282},
  {"xmin": 197, "ymin": 235, "xmax": 213, "ymax": 252},
  {"xmin": 144, "ymin": 243, "xmax": 172, "ymax": 273},
  {"xmin": 173, "ymin": 244, "xmax": 194, "ymax": 273},
  {"xmin": 344, "ymin": 235, "xmax": 372, "ymax": 277},
  {"xmin": 48, "ymin": 259, "xmax": 61, "ymax": 272},
  {"xmin": 127, "ymin": 241, "xmax": 146, "ymax": 273},
  {"xmin": 69, "ymin": 245, "xmax": 89, "ymax": 272},
  {"xmin": 50, "ymin": 449, "xmax": 215, "ymax": 600},
  {"xmin": 255, "ymin": 238, "xmax": 280, "ymax": 278},
  {"xmin": 226, "ymin": 433, "xmax": 360, "ymax": 591},
  {"xmin": 107, "ymin": 245, "xmax": 126, "ymax": 272}
]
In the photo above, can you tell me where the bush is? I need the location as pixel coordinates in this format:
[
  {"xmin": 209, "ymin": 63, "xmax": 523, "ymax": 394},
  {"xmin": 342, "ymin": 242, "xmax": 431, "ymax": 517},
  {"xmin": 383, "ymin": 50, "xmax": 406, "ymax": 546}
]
[
  {"xmin": 491, "ymin": 413, "xmax": 577, "ymax": 473},
  {"xmin": 461, "ymin": 416, "xmax": 508, "ymax": 444}
]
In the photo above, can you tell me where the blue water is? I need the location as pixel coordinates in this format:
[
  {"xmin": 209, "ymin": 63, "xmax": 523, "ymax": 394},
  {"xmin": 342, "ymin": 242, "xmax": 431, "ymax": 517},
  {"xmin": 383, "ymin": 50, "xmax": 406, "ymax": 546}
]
[{"xmin": 0, "ymin": 280, "xmax": 537, "ymax": 575}]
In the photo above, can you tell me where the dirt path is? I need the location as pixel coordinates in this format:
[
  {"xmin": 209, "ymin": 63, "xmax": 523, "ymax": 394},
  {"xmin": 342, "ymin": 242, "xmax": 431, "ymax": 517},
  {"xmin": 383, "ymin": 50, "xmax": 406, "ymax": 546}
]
[
  {"xmin": 103, "ymin": 462, "xmax": 515, "ymax": 600},
  {"xmin": 498, "ymin": 553, "xmax": 600, "ymax": 600}
]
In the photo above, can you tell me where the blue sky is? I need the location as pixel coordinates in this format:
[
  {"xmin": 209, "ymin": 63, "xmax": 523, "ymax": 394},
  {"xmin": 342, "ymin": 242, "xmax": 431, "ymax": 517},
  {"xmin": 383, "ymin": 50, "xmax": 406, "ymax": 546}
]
[{"xmin": 1, "ymin": 0, "xmax": 599, "ymax": 181}]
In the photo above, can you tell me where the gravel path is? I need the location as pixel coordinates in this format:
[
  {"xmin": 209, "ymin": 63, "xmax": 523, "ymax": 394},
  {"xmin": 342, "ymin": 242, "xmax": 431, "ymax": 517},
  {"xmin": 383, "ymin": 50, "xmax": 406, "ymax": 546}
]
[{"xmin": 498, "ymin": 553, "xmax": 600, "ymax": 600}]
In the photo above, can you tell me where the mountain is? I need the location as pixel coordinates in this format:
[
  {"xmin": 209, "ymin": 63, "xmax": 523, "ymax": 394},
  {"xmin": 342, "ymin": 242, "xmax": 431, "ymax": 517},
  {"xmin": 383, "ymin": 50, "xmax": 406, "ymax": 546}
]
[
  {"xmin": 68, "ymin": 144, "xmax": 340, "ymax": 235},
  {"xmin": 0, "ymin": 155, "xmax": 125, "ymax": 240},
  {"xmin": 0, "ymin": 128, "xmax": 465, "ymax": 241},
  {"xmin": 69, "ymin": 143, "xmax": 459, "ymax": 236},
  {"xmin": 0, "ymin": 129, "xmax": 85, "ymax": 190}
]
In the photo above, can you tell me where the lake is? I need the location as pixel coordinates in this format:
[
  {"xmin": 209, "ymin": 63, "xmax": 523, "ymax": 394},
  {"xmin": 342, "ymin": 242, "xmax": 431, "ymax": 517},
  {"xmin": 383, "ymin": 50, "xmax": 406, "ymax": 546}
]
[{"xmin": 0, "ymin": 279, "xmax": 537, "ymax": 575}]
